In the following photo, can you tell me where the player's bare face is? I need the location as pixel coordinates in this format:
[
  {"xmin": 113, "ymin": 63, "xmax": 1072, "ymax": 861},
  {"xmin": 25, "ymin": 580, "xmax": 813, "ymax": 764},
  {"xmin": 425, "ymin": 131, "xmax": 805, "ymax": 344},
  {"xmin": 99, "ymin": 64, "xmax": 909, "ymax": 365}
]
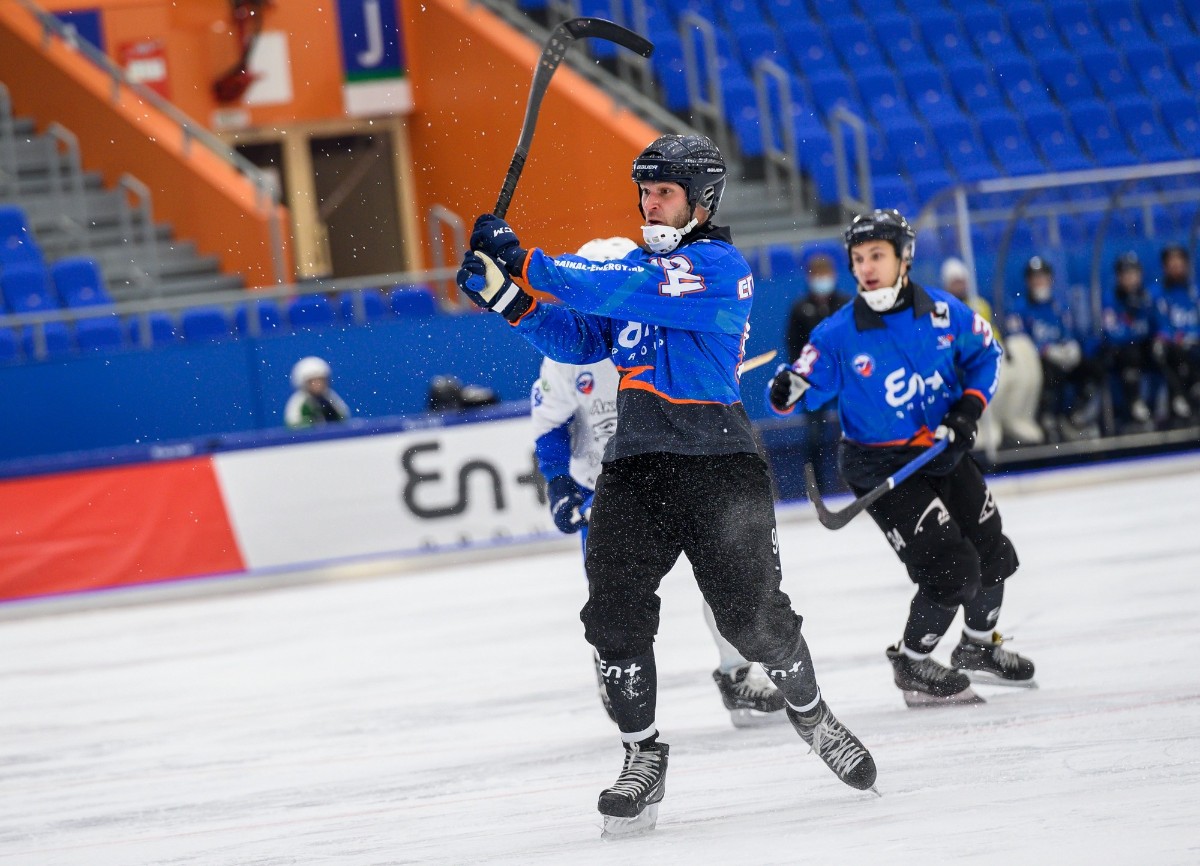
[
  {"xmin": 850, "ymin": 241, "xmax": 902, "ymax": 290},
  {"xmin": 305, "ymin": 376, "xmax": 331, "ymax": 396},
  {"xmin": 639, "ymin": 182, "xmax": 691, "ymax": 229}
]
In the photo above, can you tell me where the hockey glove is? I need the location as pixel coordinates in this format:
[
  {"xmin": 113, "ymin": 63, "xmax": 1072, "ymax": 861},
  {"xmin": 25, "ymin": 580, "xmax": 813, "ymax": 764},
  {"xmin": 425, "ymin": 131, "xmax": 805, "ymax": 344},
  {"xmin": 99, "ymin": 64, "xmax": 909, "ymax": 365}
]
[
  {"xmin": 935, "ymin": 393, "xmax": 985, "ymax": 452},
  {"xmin": 768, "ymin": 363, "xmax": 811, "ymax": 414},
  {"xmin": 470, "ymin": 213, "xmax": 529, "ymax": 277},
  {"xmin": 547, "ymin": 475, "xmax": 588, "ymax": 534},
  {"xmin": 456, "ymin": 251, "xmax": 536, "ymax": 324}
]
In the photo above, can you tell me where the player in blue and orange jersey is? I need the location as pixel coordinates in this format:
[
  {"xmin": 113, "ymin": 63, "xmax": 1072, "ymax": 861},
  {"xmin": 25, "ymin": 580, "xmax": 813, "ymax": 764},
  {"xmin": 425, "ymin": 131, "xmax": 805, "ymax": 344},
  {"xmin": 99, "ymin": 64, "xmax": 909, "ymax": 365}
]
[
  {"xmin": 456, "ymin": 134, "xmax": 875, "ymax": 837},
  {"xmin": 769, "ymin": 209, "xmax": 1036, "ymax": 708}
]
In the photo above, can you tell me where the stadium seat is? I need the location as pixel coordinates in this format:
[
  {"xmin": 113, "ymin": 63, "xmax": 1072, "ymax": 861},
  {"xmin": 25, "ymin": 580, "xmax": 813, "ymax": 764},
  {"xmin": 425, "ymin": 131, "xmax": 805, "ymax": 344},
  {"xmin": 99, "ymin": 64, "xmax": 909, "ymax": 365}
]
[
  {"xmin": 978, "ymin": 110, "xmax": 1046, "ymax": 176},
  {"xmin": 75, "ymin": 315, "xmax": 124, "ymax": 352},
  {"xmin": 903, "ymin": 65, "xmax": 960, "ymax": 122},
  {"xmin": 856, "ymin": 67, "xmax": 907, "ymax": 120},
  {"xmin": 827, "ymin": 18, "xmax": 884, "ymax": 69},
  {"xmin": 1093, "ymin": 0, "xmax": 1154, "ymax": 45},
  {"xmin": 1025, "ymin": 106, "xmax": 1093, "ymax": 171},
  {"xmin": 875, "ymin": 14, "xmax": 931, "ymax": 68},
  {"xmin": 1144, "ymin": 0, "xmax": 1194, "ymax": 46},
  {"xmin": 1, "ymin": 264, "xmax": 56, "ymax": 314},
  {"xmin": 1169, "ymin": 42, "xmax": 1200, "ymax": 90},
  {"xmin": 0, "ymin": 205, "xmax": 43, "ymax": 268},
  {"xmin": 649, "ymin": 34, "xmax": 689, "ymax": 112},
  {"xmin": 917, "ymin": 11, "xmax": 968, "ymax": 66},
  {"xmin": 782, "ymin": 22, "xmax": 838, "ymax": 78},
  {"xmin": 1115, "ymin": 102, "xmax": 1183, "ymax": 162},
  {"xmin": 1051, "ymin": 2, "xmax": 1106, "ymax": 52},
  {"xmin": 963, "ymin": 8, "xmax": 1020, "ymax": 59},
  {"xmin": 287, "ymin": 293, "xmax": 336, "ymax": 329},
  {"xmin": 930, "ymin": 117, "xmax": 997, "ymax": 182},
  {"xmin": 1159, "ymin": 93, "xmax": 1200, "ymax": 158},
  {"xmin": 0, "ymin": 327, "xmax": 17, "ymax": 364},
  {"xmin": 947, "ymin": 61, "xmax": 1004, "ymax": 116},
  {"xmin": 340, "ymin": 289, "xmax": 390, "ymax": 323},
  {"xmin": 390, "ymin": 286, "xmax": 439, "ymax": 317},
  {"xmin": 806, "ymin": 70, "xmax": 860, "ymax": 117},
  {"xmin": 128, "ymin": 312, "xmax": 177, "ymax": 347},
  {"xmin": 910, "ymin": 168, "xmax": 955, "ymax": 207},
  {"xmin": 234, "ymin": 298, "xmax": 286, "ymax": 335},
  {"xmin": 180, "ymin": 307, "xmax": 230, "ymax": 343},
  {"xmin": 870, "ymin": 174, "xmax": 917, "ymax": 215},
  {"xmin": 732, "ymin": 23, "xmax": 784, "ymax": 69},
  {"xmin": 763, "ymin": 0, "xmax": 808, "ymax": 26},
  {"xmin": 1079, "ymin": 48, "xmax": 1142, "ymax": 101},
  {"xmin": 856, "ymin": 0, "xmax": 901, "ymax": 18},
  {"xmin": 20, "ymin": 323, "xmax": 72, "ymax": 359},
  {"xmin": 1068, "ymin": 101, "xmax": 1137, "ymax": 167},
  {"xmin": 993, "ymin": 56, "xmax": 1052, "ymax": 110},
  {"xmin": 1007, "ymin": 3, "xmax": 1063, "ymax": 55},
  {"xmin": 808, "ymin": 0, "xmax": 847, "ymax": 21},
  {"xmin": 886, "ymin": 124, "xmax": 939, "ymax": 176},
  {"xmin": 1038, "ymin": 53, "xmax": 1097, "ymax": 104},
  {"xmin": 719, "ymin": 0, "xmax": 767, "ymax": 27},
  {"xmin": 902, "ymin": 0, "xmax": 947, "ymax": 14},
  {"xmin": 51, "ymin": 258, "xmax": 111, "ymax": 308},
  {"xmin": 1125, "ymin": 44, "xmax": 1186, "ymax": 96}
]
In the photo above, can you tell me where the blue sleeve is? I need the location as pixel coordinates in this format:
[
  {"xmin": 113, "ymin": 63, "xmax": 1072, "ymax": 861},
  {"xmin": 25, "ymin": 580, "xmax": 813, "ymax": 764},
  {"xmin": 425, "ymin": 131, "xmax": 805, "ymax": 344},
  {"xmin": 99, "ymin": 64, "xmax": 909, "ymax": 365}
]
[
  {"xmin": 535, "ymin": 424, "xmax": 572, "ymax": 480},
  {"xmin": 795, "ymin": 321, "xmax": 842, "ymax": 412},
  {"xmin": 955, "ymin": 305, "xmax": 1003, "ymax": 406},
  {"xmin": 514, "ymin": 301, "xmax": 611, "ymax": 364},
  {"xmin": 524, "ymin": 246, "xmax": 751, "ymax": 335}
]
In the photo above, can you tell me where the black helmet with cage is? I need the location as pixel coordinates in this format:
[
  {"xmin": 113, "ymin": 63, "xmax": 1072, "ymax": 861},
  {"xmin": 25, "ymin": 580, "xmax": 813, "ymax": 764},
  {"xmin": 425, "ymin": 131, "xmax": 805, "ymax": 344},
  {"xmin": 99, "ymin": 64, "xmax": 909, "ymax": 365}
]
[{"xmin": 842, "ymin": 209, "xmax": 916, "ymax": 272}]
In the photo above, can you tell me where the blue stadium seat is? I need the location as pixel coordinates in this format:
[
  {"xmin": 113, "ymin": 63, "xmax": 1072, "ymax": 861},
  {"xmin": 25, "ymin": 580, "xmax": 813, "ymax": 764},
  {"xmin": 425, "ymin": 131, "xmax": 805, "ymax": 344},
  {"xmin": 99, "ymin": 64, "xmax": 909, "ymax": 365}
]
[
  {"xmin": 963, "ymin": 8, "xmax": 1018, "ymax": 58},
  {"xmin": 1093, "ymin": 0, "xmax": 1154, "ymax": 45},
  {"xmin": 902, "ymin": 0, "xmax": 947, "ymax": 13},
  {"xmin": 719, "ymin": 0, "xmax": 767, "ymax": 27},
  {"xmin": 946, "ymin": 61, "xmax": 1003, "ymax": 116},
  {"xmin": 648, "ymin": 33, "xmax": 686, "ymax": 112},
  {"xmin": 20, "ymin": 323, "xmax": 72, "ymax": 359},
  {"xmin": 75, "ymin": 315, "xmax": 124, "ymax": 352},
  {"xmin": 1159, "ymin": 93, "xmax": 1200, "ymax": 157},
  {"xmin": 978, "ymin": 110, "xmax": 1046, "ymax": 176},
  {"xmin": 871, "ymin": 175, "xmax": 917, "ymax": 215},
  {"xmin": 0, "ymin": 205, "xmax": 43, "ymax": 268},
  {"xmin": 128, "ymin": 312, "xmax": 177, "ymax": 347},
  {"xmin": 903, "ymin": 65, "xmax": 960, "ymax": 122},
  {"xmin": 287, "ymin": 293, "xmax": 336, "ymax": 329},
  {"xmin": 234, "ymin": 298, "xmax": 286, "ymax": 335},
  {"xmin": 808, "ymin": 0, "xmax": 847, "ymax": 20},
  {"xmin": 1007, "ymin": 3, "xmax": 1063, "ymax": 55},
  {"xmin": 1125, "ymin": 44, "xmax": 1186, "ymax": 95},
  {"xmin": 1038, "ymin": 53, "xmax": 1097, "ymax": 104},
  {"xmin": 930, "ymin": 117, "xmax": 997, "ymax": 181},
  {"xmin": 764, "ymin": 0, "xmax": 809, "ymax": 26},
  {"xmin": 876, "ymin": 14, "xmax": 931, "ymax": 68},
  {"xmin": 0, "ymin": 328, "xmax": 17, "ymax": 364},
  {"xmin": 1169, "ymin": 42, "xmax": 1200, "ymax": 90},
  {"xmin": 856, "ymin": 67, "xmax": 906, "ymax": 119},
  {"xmin": 1079, "ymin": 48, "xmax": 1141, "ymax": 101},
  {"xmin": 1025, "ymin": 106, "xmax": 1093, "ymax": 171},
  {"xmin": 1143, "ymin": 0, "xmax": 1194, "ymax": 46},
  {"xmin": 1115, "ymin": 101, "xmax": 1183, "ymax": 162},
  {"xmin": 180, "ymin": 307, "xmax": 230, "ymax": 343},
  {"xmin": 1051, "ymin": 2, "xmax": 1106, "ymax": 51},
  {"xmin": 827, "ymin": 18, "xmax": 884, "ymax": 68},
  {"xmin": 806, "ymin": 70, "xmax": 860, "ymax": 117},
  {"xmin": 856, "ymin": 0, "xmax": 900, "ymax": 16},
  {"xmin": 732, "ymin": 103, "xmax": 767, "ymax": 158},
  {"xmin": 782, "ymin": 22, "xmax": 838, "ymax": 77},
  {"xmin": 340, "ymin": 289, "xmax": 390, "ymax": 323},
  {"xmin": 732, "ymin": 22, "xmax": 784, "ymax": 69},
  {"xmin": 764, "ymin": 245, "xmax": 798, "ymax": 278},
  {"xmin": 389, "ymin": 286, "xmax": 439, "ymax": 317},
  {"xmin": 910, "ymin": 168, "xmax": 955, "ymax": 207},
  {"xmin": 994, "ymin": 56, "xmax": 1052, "ymax": 110},
  {"xmin": 1068, "ymin": 101, "xmax": 1137, "ymax": 167},
  {"xmin": 917, "ymin": 10, "xmax": 969, "ymax": 66},
  {"xmin": 51, "ymin": 257, "xmax": 111, "ymax": 308},
  {"xmin": 1, "ymin": 264, "xmax": 56, "ymax": 314},
  {"xmin": 885, "ymin": 122, "xmax": 937, "ymax": 173}
]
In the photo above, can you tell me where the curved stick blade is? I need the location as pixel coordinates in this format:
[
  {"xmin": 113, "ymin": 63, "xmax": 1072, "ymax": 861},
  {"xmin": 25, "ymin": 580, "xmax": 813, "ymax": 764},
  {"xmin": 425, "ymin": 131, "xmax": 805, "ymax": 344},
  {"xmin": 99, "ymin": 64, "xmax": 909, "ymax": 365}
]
[{"xmin": 562, "ymin": 17, "xmax": 655, "ymax": 57}]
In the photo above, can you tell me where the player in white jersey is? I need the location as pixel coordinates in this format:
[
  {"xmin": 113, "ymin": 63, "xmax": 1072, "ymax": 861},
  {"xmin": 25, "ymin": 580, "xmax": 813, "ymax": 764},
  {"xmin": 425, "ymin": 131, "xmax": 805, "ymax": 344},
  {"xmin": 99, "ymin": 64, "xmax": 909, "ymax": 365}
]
[{"xmin": 531, "ymin": 237, "xmax": 784, "ymax": 728}]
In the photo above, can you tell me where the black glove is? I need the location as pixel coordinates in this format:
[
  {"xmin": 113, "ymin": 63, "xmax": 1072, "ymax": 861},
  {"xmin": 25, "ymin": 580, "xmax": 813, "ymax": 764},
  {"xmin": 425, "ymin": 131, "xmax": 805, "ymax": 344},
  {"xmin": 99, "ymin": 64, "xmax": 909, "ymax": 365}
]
[
  {"xmin": 547, "ymin": 475, "xmax": 588, "ymax": 534},
  {"xmin": 456, "ymin": 251, "xmax": 536, "ymax": 324},
  {"xmin": 936, "ymin": 394, "xmax": 985, "ymax": 452},
  {"xmin": 768, "ymin": 363, "xmax": 811, "ymax": 414},
  {"xmin": 470, "ymin": 213, "xmax": 529, "ymax": 277}
]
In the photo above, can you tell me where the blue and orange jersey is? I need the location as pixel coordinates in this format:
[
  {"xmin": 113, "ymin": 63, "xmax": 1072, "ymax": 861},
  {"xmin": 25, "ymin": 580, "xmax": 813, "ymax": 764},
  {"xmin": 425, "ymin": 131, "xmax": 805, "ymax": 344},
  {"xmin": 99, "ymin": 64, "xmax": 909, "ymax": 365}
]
[
  {"xmin": 512, "ymin": 225, "xmax": 760, "ymax": 461},
  {"xmin": 776, "ymin": 283, "xmax": 1002, "ymax": 447}
]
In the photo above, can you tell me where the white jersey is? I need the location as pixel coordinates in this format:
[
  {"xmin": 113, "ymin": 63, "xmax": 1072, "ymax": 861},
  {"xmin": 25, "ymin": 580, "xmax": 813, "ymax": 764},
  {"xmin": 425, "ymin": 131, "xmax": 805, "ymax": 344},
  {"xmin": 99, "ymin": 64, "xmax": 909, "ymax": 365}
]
[{"xmin": 530, "ymin": 357, "xmax": 620, "ymax": 490}]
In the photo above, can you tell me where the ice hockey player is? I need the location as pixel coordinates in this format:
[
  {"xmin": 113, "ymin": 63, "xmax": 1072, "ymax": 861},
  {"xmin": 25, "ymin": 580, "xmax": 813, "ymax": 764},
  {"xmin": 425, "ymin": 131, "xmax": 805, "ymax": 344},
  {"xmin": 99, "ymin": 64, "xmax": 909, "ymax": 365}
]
[
  {"xmin": 285, "ymin": 356, "xmax": 350, "ymax": 429},
  {"xmin": 768, "ymin": 209, "xmax": 1036, "ymax": 708},
  {"xmin": 457, "ymin": 134, "xmax": 876, "ymax": 838},
  {"xmin": 532, "ymin": 235, "xmax": 786, "ymax": 730}
]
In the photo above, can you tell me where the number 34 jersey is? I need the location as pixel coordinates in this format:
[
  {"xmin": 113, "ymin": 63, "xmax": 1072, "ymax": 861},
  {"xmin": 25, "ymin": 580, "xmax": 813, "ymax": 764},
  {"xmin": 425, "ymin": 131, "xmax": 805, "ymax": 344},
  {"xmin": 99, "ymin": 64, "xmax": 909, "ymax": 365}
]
[
  {"xmin": 514, "ymin": 225, "xmax": 760, "ymax": 462},
  {"xmin": 786, "ymin": 283, "xmax": 1002, "ymax": 446}
]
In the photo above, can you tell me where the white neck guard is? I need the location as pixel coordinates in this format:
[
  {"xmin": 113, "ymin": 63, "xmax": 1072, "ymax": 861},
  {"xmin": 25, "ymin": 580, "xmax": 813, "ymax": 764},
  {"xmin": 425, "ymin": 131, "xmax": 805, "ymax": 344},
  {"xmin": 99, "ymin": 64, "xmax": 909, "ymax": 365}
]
[
  {"xmin": 642, "ymin": 217, "xmax": 698, "ymax": 254},
  {"xmin": 858, "ymin": 270, "xmax": 906, "ymax": 312}
]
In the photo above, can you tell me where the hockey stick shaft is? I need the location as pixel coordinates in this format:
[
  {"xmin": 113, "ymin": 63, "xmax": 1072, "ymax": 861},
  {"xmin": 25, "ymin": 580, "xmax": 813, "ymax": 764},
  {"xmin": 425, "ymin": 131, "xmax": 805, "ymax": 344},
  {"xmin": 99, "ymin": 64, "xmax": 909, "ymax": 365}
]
[
  {"xmin": 494, "ymin": 18, "xmax": 653, "ymax": 219},
  {"xmin": 804, "ymin": 438, "xmax": 950, "ymax": 530},
  {"xmin": 737, "ymin": 349, "xmax": 777, "ymax": 375}
]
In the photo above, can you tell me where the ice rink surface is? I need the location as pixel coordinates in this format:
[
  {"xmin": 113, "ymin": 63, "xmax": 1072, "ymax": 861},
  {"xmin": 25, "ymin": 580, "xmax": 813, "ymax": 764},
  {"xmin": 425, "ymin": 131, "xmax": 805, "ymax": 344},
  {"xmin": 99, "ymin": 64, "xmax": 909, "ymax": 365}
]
[{"xmin": 2, "ymin": 458, "xmax": 1199, "ymax": 865}]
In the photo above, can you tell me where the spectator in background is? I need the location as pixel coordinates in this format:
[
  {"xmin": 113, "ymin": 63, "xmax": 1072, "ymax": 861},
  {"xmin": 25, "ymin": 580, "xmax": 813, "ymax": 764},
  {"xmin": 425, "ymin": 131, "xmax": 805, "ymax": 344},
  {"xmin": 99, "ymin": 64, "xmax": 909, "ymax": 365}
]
[
  {"xmin": 1154, "ymin": 244, "xmax": 1200, "ymax": 414},
  {"xmin": 1103, "ymin": 252, "xmax": 1191, "ymax": 425},
  {"xmin": 941, "ymin": 258, "xmax": 1043, "ymax": 448},
  {"xmin": 1007, "ymin": 257, "xmax": 1103, "ymax": 441},
  {"xmin": 285, "ymin": 356, "xmax": 351, "ymax": 428},
  {"xmin": 783, "ymin": 247, "xmax": 851, "ymax": 492}
]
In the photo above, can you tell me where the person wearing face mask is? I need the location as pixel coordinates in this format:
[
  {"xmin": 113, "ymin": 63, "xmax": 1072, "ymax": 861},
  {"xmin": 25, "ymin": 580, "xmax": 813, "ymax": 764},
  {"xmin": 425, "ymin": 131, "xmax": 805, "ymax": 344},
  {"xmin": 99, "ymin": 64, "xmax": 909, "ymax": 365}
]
[
  {"xmin": 1004, "ymin": 257, "xmax": 1103, "ymax": 441},
  {"xmin": 1153, "ymin": 243, "xmax": 1200, "ymax": 414},
  {"xmin": 769, "ymin": 209, "xmax": 1035, "ymax": 708},
  {"xmin": 455, "ymin": 134, "xmax": 876, "ymax": 838}
]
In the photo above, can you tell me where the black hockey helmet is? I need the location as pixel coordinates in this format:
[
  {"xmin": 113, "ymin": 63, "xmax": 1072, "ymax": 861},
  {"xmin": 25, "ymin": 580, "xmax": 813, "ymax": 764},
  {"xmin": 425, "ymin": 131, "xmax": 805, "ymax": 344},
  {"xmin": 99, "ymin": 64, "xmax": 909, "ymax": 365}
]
[
  {"xmin": 843, "ymin": 209, "xmax": 916, "ymax": 270},
  {"xmin": 632, "ymin": 134, "xmax": 727, "ymax": 218},
  {"xmin": 1024, "ymin": 256, "xmax": 1053, "ymax": 279},
  {"xmin": 1114, "ymin": 251, "xmax": 1142, "ymax": 274}
]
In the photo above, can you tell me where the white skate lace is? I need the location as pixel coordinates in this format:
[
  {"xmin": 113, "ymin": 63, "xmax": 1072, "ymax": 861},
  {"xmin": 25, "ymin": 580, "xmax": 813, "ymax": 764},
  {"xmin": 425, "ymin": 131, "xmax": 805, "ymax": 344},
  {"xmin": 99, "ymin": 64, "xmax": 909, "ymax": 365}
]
[
  {"xmin": 734, "ymin": 671, "xmax": 777, "ymax": 701},
  {"xmin": 607, "ymin": 747, "xmax": 663, "ymax": 799},
  {"xmin": 806, "ymin": 711, "xmax": 867, "ymax": 777},
  {"xmin": 912, "ymin": 655, "xmax": 955, "ymax": 682},
  {"xmin": 984, "ymin": 633, "xmax": 1022, "ymax": 673}
]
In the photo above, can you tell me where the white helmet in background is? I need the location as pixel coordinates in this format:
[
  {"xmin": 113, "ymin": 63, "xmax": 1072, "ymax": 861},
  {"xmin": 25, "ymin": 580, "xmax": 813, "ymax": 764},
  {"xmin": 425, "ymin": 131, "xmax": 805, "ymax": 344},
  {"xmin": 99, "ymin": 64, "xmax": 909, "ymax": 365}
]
[
  {"xmin": 291, "ymin": 356, "xmax": 331, "ymax": 389},
  {"xmin": 576, "ymin": 236, "xmax": 639, "ymax": 262}
]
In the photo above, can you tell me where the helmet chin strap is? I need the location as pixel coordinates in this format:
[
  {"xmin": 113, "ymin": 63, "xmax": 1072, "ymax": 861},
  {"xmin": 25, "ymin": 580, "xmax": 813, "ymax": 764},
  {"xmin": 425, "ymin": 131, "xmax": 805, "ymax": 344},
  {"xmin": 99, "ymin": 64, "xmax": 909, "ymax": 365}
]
[
  {"xmin": 857, "ymin": 266, "xmax": 906, "ymax": 312},
  {"xmin": 642, "ymin": 217, "xmax": 698, "ymax": 254}
]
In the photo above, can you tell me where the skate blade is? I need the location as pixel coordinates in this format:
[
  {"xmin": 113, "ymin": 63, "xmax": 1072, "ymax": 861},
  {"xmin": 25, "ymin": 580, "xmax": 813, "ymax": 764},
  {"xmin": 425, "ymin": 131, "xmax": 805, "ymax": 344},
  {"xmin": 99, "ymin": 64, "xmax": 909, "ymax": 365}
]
[
  {"xmin": 961, "ymin": 670, "xmax": 1039, "ymax": 689},
  {"xmin": 730, "ymin": 707, "xmax": 789, "ymax": 728},
  {"xmin": 601, "ymin": 804, "xmax": 659, "ymax": 840},
  {"xmin": 903, "ymin": 687, "xmax": 985, "ymax": 708}
]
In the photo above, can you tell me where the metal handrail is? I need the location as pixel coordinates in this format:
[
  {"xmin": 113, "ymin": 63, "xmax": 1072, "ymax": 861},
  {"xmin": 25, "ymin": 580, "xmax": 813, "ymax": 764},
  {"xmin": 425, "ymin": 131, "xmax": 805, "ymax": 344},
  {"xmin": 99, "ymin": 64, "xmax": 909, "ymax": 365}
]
[
  {"xmin": 679, "ymin": 12, "xmax": 728, "ymax": 154},
  {"xmin": 830, "ymin": 105, "xmax": 871, "ymax": 214},
  {"xmin": 428, "ymin": 204, "xmax": 467, "ymax": 306},
  {"xmin": 754, "ymin": 58, "xmax": 802, "ymax": 212},
  {"xmin": 116, "ymin": 174, "xmax": 161, "ymax": 295},
  {"xmin": 44, "ymin": 122, "xmax": 89, "ymax": 252},
  {"xmin": 0, "ymin": 83, "xmax": 17, "ymax": 197}
]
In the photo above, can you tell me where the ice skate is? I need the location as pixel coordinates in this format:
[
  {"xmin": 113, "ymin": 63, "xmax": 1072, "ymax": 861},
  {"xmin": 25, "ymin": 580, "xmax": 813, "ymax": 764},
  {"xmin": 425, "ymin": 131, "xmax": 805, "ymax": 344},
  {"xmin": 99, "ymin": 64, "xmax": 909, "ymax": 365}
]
[
  {"xmin": 712, "ymin": 663, "xmax": 787, "ymax": 728},
  {"xmin": 950, "ymin": 631, "xmax": 1037, "ymax": 688},
  {"xmin": 886, "ymin": 644, "xmax": 984, "ymax": 708},
  {"xmin": 598, "ymin": 741, "xmax": 668, "ymax": 839},
  {"xmin": 786, "ymin": 700, "xmax": 878, "ymax": 792}
]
